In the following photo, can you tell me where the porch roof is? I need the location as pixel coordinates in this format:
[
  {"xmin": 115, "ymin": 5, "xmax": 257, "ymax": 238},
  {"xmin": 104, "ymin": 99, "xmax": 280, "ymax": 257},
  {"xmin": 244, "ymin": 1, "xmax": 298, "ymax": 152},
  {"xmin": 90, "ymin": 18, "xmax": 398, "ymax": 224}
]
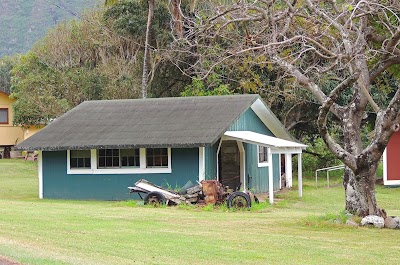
[{"xmin": 223, "ymin": 131, "xmax": 307, "ymax": 154}]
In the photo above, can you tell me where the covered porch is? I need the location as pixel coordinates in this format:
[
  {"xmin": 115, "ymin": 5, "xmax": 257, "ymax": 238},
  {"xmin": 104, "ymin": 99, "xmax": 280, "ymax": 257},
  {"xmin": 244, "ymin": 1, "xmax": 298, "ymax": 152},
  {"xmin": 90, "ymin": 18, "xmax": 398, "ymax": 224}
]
[{"xmin": 218, "ymin": 131, "xmax": 307, "ymax": 204}]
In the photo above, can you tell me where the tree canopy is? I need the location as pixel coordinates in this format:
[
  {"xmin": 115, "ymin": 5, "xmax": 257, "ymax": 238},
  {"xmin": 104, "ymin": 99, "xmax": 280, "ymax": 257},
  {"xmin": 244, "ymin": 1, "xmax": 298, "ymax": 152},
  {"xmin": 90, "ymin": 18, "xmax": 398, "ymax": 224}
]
[
  {"xmin": 172, "ymin": 0, "xmax": 400, "ymax": 216},
  {"xmin": 10, "ymin": 3, "xmax": 190, "ymax": 126}
]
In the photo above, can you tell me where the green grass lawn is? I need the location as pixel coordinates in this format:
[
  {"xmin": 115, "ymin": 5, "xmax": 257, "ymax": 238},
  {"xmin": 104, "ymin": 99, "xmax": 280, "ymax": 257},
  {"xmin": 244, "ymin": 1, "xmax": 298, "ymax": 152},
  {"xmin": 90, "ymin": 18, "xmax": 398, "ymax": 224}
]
[{"xmin": 0, "ymin": 159, "xmax": 400, "ymax": 265}]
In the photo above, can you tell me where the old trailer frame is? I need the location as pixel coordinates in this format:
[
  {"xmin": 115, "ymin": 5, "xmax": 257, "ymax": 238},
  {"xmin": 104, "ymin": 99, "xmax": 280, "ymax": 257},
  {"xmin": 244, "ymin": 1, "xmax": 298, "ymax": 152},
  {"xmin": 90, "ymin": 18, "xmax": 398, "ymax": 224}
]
[{"xmin": 128, "ymin": 179, "xmax": 255, "ymax": 208}]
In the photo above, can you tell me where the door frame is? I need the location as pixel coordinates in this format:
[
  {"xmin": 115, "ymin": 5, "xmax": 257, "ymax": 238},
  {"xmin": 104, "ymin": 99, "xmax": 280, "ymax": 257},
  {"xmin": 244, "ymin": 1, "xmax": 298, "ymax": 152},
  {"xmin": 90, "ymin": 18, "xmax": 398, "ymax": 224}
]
[{"xmin": 216, "ymin": 139, "xmax": 246, "ymax": 191}]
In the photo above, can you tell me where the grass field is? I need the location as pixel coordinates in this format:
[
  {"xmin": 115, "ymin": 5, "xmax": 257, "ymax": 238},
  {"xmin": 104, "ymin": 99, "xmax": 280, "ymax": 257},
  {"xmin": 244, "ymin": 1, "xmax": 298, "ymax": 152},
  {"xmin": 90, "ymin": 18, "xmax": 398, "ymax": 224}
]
[{"xmin": 0, "ymin": 159, "xmax": 400, "ymax": 265}]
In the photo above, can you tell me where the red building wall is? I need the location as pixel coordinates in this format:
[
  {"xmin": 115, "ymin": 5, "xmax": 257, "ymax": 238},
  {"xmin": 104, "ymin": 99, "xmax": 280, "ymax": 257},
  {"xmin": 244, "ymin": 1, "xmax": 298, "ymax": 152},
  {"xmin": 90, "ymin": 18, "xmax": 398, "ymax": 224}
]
[{"xmin": 386, "ymin": 131, "xmax": 400, "ymax": 181}]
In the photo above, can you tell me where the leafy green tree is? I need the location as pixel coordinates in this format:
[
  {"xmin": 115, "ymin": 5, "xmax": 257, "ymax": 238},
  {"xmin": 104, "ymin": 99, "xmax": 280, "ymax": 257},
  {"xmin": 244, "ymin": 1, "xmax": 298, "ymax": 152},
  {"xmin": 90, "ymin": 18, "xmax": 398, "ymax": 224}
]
[
  {"xmin": 104, "ymin": 0, "xmax": 191, "ymax": 97},
  {"xmin": 0, "ymin": 56, "xmax": 20, "ymax": 94},
  {"xmin": 11, "ymin": 10, "xmax": 142, "ymax": 126}
]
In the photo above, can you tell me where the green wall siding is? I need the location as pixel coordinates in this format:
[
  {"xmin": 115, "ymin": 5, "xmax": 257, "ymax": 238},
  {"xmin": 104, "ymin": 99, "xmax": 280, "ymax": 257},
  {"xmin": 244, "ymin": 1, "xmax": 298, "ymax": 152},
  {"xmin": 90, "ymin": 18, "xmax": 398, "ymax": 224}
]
[
  {"xmin": 228, "ymin": 107, "xmax": 274, "ymax": 135},
  {"xmin": 227, "ymin": 108, "xmax": 281, "ymax": 193},
  {"xmin": 42, "ymin": 148, "xmax": 199, "ymax": 200},
  {"xmin": 205, "ymin": 141, "xmax": 219, "ymax": 180},
  {"xmin": 272, "ymin": 154, "xmax": 280, "ymax": 190}
]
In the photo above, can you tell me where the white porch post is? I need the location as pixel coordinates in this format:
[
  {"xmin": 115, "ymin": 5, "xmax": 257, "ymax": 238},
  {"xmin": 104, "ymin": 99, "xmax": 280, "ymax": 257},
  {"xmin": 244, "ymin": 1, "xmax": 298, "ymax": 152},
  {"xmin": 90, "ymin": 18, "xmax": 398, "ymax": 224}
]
[
  {"xmin": 236, "ymin": 141, "xmax": 246, "ymax": 191},
  {"xmin": 298, "ymin": 153, "xmax": 303, "ymax": 197},
  {"xmin": 216, "ymin": 140, "xmax": 222, "ymax": 181},
  {"xmin": 285, "ymin": 153, "xmax": 293, "ymax": 188},
  {"xmin": 268, "ymin": 147, "xmax": 274, "ymax": 204},
  {"xmin": 199, "ymin": 147, "xmax": 205, "ymax": 181},
  {"xmin": 38, "ymin": 150, "xmax": 43, "ymax": 199}
]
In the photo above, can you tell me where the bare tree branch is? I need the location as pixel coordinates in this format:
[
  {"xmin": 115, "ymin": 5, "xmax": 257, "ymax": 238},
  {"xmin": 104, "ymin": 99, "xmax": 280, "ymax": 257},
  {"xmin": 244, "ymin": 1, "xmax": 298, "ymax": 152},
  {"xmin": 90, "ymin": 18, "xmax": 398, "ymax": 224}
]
[{"xmin": 317, "ymin": 75, "xmax": 359, "ymax": 170}]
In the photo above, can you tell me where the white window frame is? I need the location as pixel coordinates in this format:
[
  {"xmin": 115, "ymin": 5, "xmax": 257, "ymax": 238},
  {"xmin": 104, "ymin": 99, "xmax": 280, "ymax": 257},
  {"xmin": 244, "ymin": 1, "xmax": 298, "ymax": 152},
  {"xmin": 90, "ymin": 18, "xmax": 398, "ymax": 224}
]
[
  {"xmin": 69, "ymin": 150, "xmax": 92, "ymax": 169},
  {"xmin": 67, "ymin": 148, "xmax": 172, "ymax": 175},
  {"xmin": 145, "ymin": 148, "xmax": 170, "ymax": 168},
  {"xmin": 97, "ymin": 148, "xmax": 140, "ymax": 169},
  {"xmin": 257, "ymin": 145, "xmax": 270, "ymax": 167}
]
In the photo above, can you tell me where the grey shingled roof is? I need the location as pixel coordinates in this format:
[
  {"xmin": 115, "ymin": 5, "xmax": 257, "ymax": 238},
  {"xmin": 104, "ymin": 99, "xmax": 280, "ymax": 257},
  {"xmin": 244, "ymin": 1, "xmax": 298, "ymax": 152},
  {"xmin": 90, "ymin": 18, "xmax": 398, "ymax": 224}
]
[{"xmin": 16, "ymin": 95, "xmax": 260, "ymax": 151}]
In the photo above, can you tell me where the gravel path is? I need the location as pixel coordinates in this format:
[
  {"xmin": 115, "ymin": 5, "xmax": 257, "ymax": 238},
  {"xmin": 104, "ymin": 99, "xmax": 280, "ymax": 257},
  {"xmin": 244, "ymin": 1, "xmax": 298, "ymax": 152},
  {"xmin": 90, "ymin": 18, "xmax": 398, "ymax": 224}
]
[{"xmin": 0, "ymin": 256, "xmax": 21, "ymax": 265}]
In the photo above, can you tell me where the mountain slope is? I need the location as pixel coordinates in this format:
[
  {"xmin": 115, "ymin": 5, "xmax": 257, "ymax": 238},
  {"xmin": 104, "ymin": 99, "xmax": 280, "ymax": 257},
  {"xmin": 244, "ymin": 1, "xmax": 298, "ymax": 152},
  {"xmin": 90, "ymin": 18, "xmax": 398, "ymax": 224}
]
[{"xmin": 0, "ymin": 0, "xmax": 102, "ymax": 57}]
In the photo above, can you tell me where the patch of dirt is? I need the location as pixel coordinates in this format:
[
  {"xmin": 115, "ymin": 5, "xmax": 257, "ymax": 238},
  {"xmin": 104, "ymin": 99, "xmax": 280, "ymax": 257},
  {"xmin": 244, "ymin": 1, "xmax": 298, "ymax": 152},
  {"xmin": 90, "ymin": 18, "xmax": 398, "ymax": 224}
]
[
  {"xmin": 255, "ymin": 188, "xmax": 291, "ymax": 202},
  {"xmin": 0, "ymin": 256, "xmax": 21, "ymax": 265}
]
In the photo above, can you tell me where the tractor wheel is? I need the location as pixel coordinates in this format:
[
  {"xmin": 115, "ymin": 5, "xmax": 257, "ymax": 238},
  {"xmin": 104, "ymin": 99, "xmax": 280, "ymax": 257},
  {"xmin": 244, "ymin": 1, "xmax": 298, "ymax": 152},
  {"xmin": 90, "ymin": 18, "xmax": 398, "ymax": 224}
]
[
  {"xmin": 144, "ymin": 191, "xmax": 166, "ymax": 207},
  {"xmin": 227, "ymin": 191, "xmax": 251, "ymax": 209}
]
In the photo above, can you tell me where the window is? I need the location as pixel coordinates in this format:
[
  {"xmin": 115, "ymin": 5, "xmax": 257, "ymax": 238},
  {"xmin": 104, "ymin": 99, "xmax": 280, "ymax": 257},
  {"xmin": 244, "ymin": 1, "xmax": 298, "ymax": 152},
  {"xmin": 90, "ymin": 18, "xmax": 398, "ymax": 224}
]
[
  {"xmin": 98, "ymin": 149, "xmax": 119, "ymax": 168},
  {"xmin": 67, "ymin": 148, "xmax": 171, "ymax": 174},
  {"xmin": 98, "ymin": 148, "xmax": 139, "ymax": 168},
  {"xmin": 0, "ymin": 108, "xmax": 8, "ymax": 124},
  {"xmin": 146, "ymin": 148, "xmax": 168, "ymax": 167},
  {"xmin": 258, "ymin": 146, "xmax": 268, "ymax": 163},
  {"xmin": 70, "ymin": 150, "xmax": 91, "ymax": 168},
  {"xmin": 121, "ymin": 149, "xmax": 140, "ymax": 167}
]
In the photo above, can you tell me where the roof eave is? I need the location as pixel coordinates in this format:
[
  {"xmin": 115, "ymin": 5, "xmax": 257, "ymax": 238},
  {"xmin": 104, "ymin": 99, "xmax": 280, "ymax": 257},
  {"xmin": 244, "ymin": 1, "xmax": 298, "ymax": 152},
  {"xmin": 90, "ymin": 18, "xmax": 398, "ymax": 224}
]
[{"xmin": 15, "ymin": 142, "xmax": 213, "ymax": 151}]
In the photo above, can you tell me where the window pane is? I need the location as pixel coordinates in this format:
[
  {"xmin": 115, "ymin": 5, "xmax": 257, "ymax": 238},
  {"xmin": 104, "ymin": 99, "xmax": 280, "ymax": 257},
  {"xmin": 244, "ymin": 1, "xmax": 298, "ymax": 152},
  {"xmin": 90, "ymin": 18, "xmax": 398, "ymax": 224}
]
[
  {"xmin": 129, "ymin": 157, "xmax": 135, "ymax": 166},
  {"xmin": 105, "ymin": 149, "xmax": 112, "ymax": 156},
  {"xmin": 77, "ymin": 158, "xmax": 84, "ymax": 167},
  {"xmin": 99, "ymin": 157, "xmax": 105, "ymax": 167},
  {"xmin": 121, "ymin": 156, "xmax": 128, "ymax": 166},
  {"xmin": 84, "ymin": 158, "xmax": 91, "ymax": 168},
  {"xmin": 99, "ymin": 149, "xmax": 105, "ymax": 156},
  {"xmin": 258, "ymin": 146, "xmax": 268, "ymax": 163},
  {"xmin": 147, "ymin": 156, "xmax": 154, "ymax": 167},
  {"xmin": 0, "ymin": 109, "xmax": 8, "ymax": 123},
  {"xmin": 71, "ymin": 158, "xmax": 78, "ymax": 168},
  {"xmin": 98, "ymin": 149, "xmax": 121, "ymax": 168},
  {"xmin": 146, "ymin": 148, "xmax": 168, "ymax": 168},
  {"xmin": 120, "ymin": 149, "xmax": 139, "ymax": 167},
  {"xmin": 112, "ymin": 157, "xmax": 119, "ymax": 167},
  {"xmin": 147, "ymin": 148, "xmax": 153, "ymax": 156},
  {"xmin": 161, "ymin": 155, "xmax": 168, "ymax": 166},
  {"xmin": 70, "ymin": 150, "xmax": 91, "ymax": 169},
  {"xmin": 120, "ymin": 149, "xmax": 134, "ymax": 156}
]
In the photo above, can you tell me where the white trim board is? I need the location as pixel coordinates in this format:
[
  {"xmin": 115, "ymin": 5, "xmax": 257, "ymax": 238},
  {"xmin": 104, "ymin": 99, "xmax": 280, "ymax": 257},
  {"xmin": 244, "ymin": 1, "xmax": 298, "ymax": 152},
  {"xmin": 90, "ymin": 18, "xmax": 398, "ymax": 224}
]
[
  {"xmin": 383, "ymin": 148, "xmax": 400, "ymax": 185},
  {"xmin": 67, "ymin": 148, "xmax": 172, "ymax": 175},
  {"xmin": 199, "ymin": 147, "xmax": 205, "ymax": 181},
  {"xmin": 38, "ymin": 151, "xmax": 43, "ymax": 199},
  {"xmin": 237, "ymin": 141, "xmax": 246, "ymax": 191},
  {"xmin": 223, "ymin": 131, "xmax": 306, "ymax": 154},
  {"xmin": 251, "ymin": 98, "xmax": 295, "ymax": 141}
]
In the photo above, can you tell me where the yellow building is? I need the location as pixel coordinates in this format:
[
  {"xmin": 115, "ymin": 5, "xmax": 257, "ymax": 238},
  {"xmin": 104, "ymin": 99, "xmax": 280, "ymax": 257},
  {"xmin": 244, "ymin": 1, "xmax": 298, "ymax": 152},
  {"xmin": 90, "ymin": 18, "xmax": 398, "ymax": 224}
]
[{"xmin": 0, "ymin": 90, "xmax": 42, "ymax": 158}]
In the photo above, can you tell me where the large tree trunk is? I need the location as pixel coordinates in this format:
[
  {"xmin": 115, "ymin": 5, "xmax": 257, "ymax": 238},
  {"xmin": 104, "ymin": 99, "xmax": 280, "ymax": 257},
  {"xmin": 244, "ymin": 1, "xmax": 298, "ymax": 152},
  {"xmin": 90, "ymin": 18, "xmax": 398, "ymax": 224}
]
[
  {"xmin": 341, "ymin": 101, "xmax": 383, "ymax": 217},
  {"xmin": 141, "ymin": 0, "xmax": 154, "ymax": 99},
  {"xmin": 343, "ymin": 167, "xmax": 380, "ymax": 216}
]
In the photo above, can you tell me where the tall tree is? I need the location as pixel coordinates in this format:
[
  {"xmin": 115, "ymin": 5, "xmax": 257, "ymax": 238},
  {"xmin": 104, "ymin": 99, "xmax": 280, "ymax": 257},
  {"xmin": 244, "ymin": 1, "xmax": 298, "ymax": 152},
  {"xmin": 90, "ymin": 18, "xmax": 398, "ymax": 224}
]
[
  {"xmin": 174, "ymin": 0, "xmax": 400, "ymax": 216},
  {"xmin": 141, "ymin": 0, "xmax": 155, "ymax": 98},
  {"xmin": 106, "ymin": 0, "xmax": 185, "ymax": 98}
]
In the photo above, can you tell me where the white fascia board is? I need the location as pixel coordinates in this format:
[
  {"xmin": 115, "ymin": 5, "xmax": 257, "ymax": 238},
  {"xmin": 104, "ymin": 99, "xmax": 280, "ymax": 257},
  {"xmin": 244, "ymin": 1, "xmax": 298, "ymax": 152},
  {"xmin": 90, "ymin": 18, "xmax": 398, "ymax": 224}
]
[
  {"xmin": 250, "ymin": 98, "xmax": 294, "ymax": 141},
  {"xmin": 223, "ymin": 131, "xmax": 307, "ymax": 149},
  {"xmin": 270, "ymin": 148, "xmax": 303, "ymax": 154}
]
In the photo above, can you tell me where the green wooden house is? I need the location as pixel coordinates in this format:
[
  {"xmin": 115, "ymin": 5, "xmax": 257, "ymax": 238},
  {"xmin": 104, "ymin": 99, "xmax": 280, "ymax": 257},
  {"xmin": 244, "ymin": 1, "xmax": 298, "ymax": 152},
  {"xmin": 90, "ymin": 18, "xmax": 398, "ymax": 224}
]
[{"xmin": 16, "ymin": 95, "xmax": 306, "ymax": 203}]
